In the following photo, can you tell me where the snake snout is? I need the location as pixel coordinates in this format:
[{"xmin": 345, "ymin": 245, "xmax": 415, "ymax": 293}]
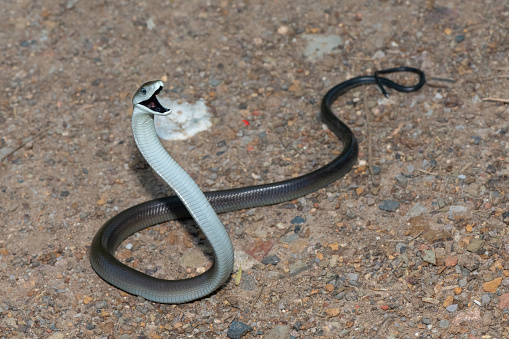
[{"xmin": 140, "ymin": 86, "xmax": 169, "ymax": 113}]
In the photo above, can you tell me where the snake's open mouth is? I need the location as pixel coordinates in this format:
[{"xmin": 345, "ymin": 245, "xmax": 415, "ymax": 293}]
[{"xmin": 139, "ymin": 86, "xmax": 169, "ymax": 113}]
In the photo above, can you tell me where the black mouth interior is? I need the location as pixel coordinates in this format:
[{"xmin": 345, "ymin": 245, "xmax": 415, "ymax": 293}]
[{"xmin": 139, "ymin": 86, "xmax": 169, "ymax": 113}]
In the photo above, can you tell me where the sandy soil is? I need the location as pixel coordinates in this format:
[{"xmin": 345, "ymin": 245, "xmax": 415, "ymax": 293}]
[{"xmin": 1, "ymin": 0, "xmax": 509, "ymax": 338}]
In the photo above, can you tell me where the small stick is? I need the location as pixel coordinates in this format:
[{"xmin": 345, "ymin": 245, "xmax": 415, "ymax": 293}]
[
  {"xmin": 482, "ymin": 97, "xmax": 509, "ymax": 104},
  {"xmin": 0, "ymin": 123, "xmax": 54, "ymax": 162},
  {"xmin": 254, "ymin": 285, "xmax": 264, "ymax": 304},
  {"xmin": 430, "ymin": 77, "xmax": 456, "ymax": 83}
]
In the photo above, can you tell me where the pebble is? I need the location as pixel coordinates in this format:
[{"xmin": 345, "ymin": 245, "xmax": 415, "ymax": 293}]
[
  {"xmin": 481, "ymin": 293, "xmax": 491, "ymax": 305},
  {"xmin": 439, "ymin": 319, "xmax": 450, "ymax": 329},
  {"xmin": 421, "ymin": 318, "xmax": 431, "ymax": 325},
  {"xmin": 467, "ymin": 238, "xmax": 485, "ymax": 252},
  {"xmin": 459, "ymin": 253, "xmax": 480, "ymax": 271},
  {"xmin": 95, "ymin": 300, "xmax": 108, "ymax": 309},
  {"xmin": 498, "ymin": 293, "xmax": 509, "ymax": 309},
  {"xmin": 179, "ymin": 252, "xmax": 205, "ymax": 268},
  {"xmin": 446, "ymin": 304, "xmax": 458, "ymax": 313},
  {"xmin": 291, "ymin": 216, "xmax": 305, "ymax": 224},
  {"xmin": 281, "ymin": 233, "xmax": 300, "ymax": 243},
  {"xmin": 449, "ymin": 205, "xmax": 468, "ymax": 214},
  {"xmin": 345, "ymin": 209, "xmax": 356, "ymax": 219},
  {"xmin": 395, "ymin": 243, "xmax": 406, "ymax": 254},
  {"xmin": 289, "ymin": 262, "xmax": 311, "ymax": 277},
  {"xmin": 302, "ymin": 34, "xmax": 342, "ymax": 61},
  {"xmin": 265, "ymin": 325, "xmax": 292, "ymax": 339},
  {"xmin": 482, "ymin": 277, "xmax": 502, "ymax": 293},
  {"xmin": 404, "ymin": 202, "xmax": 428, "ymax": 219},
  {"xmin": 444, "ymin": 255, "xmax": 458, "ymax": 266},
  {"xmin": 208, "ymin": 79, "xmax": 221, "ymax": 87},
  {"xmin": 421, "ymin": 249, "xmax": 436, "ymax": 265},
  {"xmin": 378, "ymin": 200, "xmax": 399, "ymax": 212},
  {"xmin": 437, "ymin": 197, "xmax": 446, "ymax": 208},
  {"xmin": 346, "ymin": 273, "xmax": 359, "ymax": 283},
  {"xmin": 227, "ymin": 320, "xmax": 253, "ymax": 339},
  {"xmin": 245, "ymin": 240, "xmax": 273, "ymax": 260},
  {"xmin": 261, "ymin": 255, "xmax": 280, "ymax": 265},
  {"xmin": 394, "ymin": 174, "xmax": 408, "ymax": 187}
]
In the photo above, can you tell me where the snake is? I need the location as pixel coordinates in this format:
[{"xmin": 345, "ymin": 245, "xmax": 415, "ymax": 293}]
[{"xmin": 89, "ymin": 67, "xmax": 426, "ymax": 303}]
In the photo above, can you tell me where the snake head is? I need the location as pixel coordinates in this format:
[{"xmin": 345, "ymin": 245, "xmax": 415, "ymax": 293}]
[{"xmin": 132, "ymin": 80, "xmax": 170, "ymax": 116}]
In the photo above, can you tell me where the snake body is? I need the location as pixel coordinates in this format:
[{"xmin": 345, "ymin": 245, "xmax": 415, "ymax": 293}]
[{"xmin": 89, "ymin": 67, "xmax": 425, "ymax": 303}]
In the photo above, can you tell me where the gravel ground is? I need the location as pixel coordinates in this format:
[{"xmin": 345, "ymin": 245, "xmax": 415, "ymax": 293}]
[{"xmin": 1, "ymin": 0, "xmax": 509, "ymax": 338}]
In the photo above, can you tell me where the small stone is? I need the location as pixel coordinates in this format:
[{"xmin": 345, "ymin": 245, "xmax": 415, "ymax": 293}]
[
  {"xmin": 245, "ymin": 240, "xmax": 273, "ymax": 261},
  {"xmin": 261, "ymin": 255, "xmax": 280, "ymax": 265},
  {"xmin": 394, "ymin": 174, "xmax": 408, "ymax": 187},
  {"xmin": 481, "ymin": 293, "xmax": 491, "ymax": 305},
  {"xmin": 421, "ymin": 249, "xmax": 436, "ymax": 265},
  {"xmin": 275, "ymin": 222, "xmax": 286, "ymax": 230},
  {"xmin": 281, "ymin": 233, "xmax": 300, "ymax": 243},
  {"xmin": 371, "ymin": 166, "xmax": 381, "ymax": 175},
  {"xmin": 95, "ymin": 300, "xmax": 108, "ymax": 309},
  {"xmin": 291, "ymin": 216, "xmax": 305, "ymax": 224},
  {"xmin": 395, "ymin": 243, "xmax": 406, "ymax": 254},
  {"xmin": 486, "ymin": 164, "xmax": 496, "ymax": 174},
  {"xmin": 482, "ymin": 277, "xmax": 502, "ymax": 293},
  {"xmin": 458, "ymin": 253, "xmax": 480, "ymax": 272},
  {"xmin": 3, "ymin": 317, "xmax": 16, "ymax": 327},
  {"xmin": 437, "ymin": 197, "xmax": 446, "ymax": 208},
  {"xmin": 227, "ymin": 320, "xmax": 253, "ymax": 339},
  {"xmin": 467, "ymin": 238, "xmax": 485, "ymax": 252},
  {"xmin": 346, "ymin": 273, "xmax": 359, "ymax": 282},
  {"xmin": 404, "ymin": 202, "xmax": 428, "ymax": 220},
  {"xmin": 498, "ymin": 293, "xmax": 509, "ymax": 309},
  {"xmin": 265, "ymin": 325, "xmax": 291, "ymax": 339},
  {"xmin": 445, "ymin": 256, "xmax": 459, "ymax": 267},
  {"xmin": 502, "ymin": 211, "xmax": 509, "ymax": 225},
  {"xmin": 455, "ymin": 35, "xmax": 465, "ymax": 43},
  {"xmin": 443, "ymin": 295, "xmax": 454, "ymax": 308},
  {"xmin": 325, "ymin": 308, "xmax": 341, "ymax": 317},
  {"xmin": 439, "ymin": 319, "xmax": 449, "ymax": 329},
  {"xmin": 289, "ymin": 262, "xmax": 311, "ymax": 277},
  {"xmin": 421, "ymin": 318, "xmax": 431, "ymax": 325},
  {"xmin": 345, "ymin": 209, "xmax": 356, "ymax": 219},
  {"xmin": 277, "ymin": 26, "xmax": 289, "ymax": 35},
  {"xmin": 208, "ymin": 79, "xmax": 221, "ymax": 87},
  {"xmin": 449, "ymin": 205, "xmax": 468, "ymax": 215},
  {"xmin": 179, "ymin": 252, "xmax": 205, "ymax": 268},
  {"xmin": 378, "ymin": 200, "xmax": 399, "ymax": 212},
  {"xmin": 446, "ymin": 304, "xmax": 458, "ymax": 313}
]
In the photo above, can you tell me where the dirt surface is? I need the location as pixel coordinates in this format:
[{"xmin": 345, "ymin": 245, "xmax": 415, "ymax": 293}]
[{"xmin": 1, "ymin": 0, "xmax": 509, "ymax": 338}]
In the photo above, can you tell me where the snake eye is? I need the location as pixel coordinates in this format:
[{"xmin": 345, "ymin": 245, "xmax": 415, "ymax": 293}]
[{"xmin": 141, "ymin": 88, "xmax": 147, "ymax": 95}]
